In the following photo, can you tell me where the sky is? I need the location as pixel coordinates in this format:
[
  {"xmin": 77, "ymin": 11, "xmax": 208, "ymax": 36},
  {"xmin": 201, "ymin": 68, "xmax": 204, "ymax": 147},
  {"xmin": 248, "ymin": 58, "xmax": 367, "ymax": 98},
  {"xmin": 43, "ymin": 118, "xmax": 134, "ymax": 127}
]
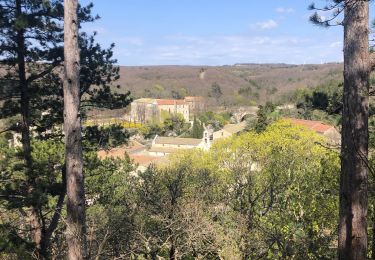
[{"xmin": 80, "ymin": 0, "xmax": 374, "ymax": 66}]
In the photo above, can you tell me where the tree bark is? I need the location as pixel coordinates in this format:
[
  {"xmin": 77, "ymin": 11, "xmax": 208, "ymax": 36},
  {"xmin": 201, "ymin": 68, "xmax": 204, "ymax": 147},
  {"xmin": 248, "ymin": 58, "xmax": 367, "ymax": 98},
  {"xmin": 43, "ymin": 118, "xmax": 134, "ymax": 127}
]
[
  {"xmin": 338, "ymin": 1, "xmax": 370, "ymax": 259},
  {"xmin": 15, "ymin": 0, "xmax": 43, "ymax": 254},
  {"xmin": 63, "ymin": 0, "xmax": 87, "ymax": 259}
]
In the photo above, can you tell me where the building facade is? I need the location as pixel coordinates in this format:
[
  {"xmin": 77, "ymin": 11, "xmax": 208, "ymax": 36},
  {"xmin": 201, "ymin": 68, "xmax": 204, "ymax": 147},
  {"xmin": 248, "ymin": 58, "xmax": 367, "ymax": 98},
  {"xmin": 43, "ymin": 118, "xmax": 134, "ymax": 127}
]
[
  {"xmin": 156, "ymin": 99, "xmax": 190, "ymax": 122},
  {"xmin": 130, "ymin": 98, "xmax": 193, "ymax": 123},
  {"xmin": 130, "ymin": 98, "xmax": 159, "ymax": 123},
  {"xmin": 184, "ymin": 96, "xmax": 205, "ymax": 116},
  {"xmin": 149, "ymin": 127, "xmax": 213, "ymax": 156}
]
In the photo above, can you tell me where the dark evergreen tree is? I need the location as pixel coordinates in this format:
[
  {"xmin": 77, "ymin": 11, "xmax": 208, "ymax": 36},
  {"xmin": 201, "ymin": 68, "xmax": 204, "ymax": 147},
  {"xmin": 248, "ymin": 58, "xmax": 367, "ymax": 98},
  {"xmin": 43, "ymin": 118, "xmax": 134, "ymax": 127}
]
[
  {"xmin": 254, "ymin": 102, "xmax": 275, "ymax": 133},
  {"xmin": 209, "ymin": 82, "xmax": 222, "ymax": 101},
  {"xmin": 0, "ymin": 0, "xmax": 131, "ymax": 257},
  {"xmin": 191, "ymin": 116, "xmax": 203, "ymax": 139}
]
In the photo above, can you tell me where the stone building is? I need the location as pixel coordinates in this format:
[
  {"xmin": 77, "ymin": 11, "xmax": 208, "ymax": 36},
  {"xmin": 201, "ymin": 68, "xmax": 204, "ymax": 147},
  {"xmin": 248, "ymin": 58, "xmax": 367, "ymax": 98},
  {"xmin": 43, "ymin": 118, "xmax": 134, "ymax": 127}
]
[
  {"xmin": 130, "ymin": 98, "xmax": 159, "ymax": 123},
  {"xmin": 184, "ymin": 96, "xmax": 205, "ymax": 116},
  {"xmin": 130, "ymin": 98, "xmax": 193, "ymax": 123},
  {"xmin": 149, "ymin": 128, "xmax": 213, "ymax": 156},
  {"xmin": 156, "ymin": 99, "xmax": 190, "ymax": 121},
  {"xmin": 213, "ymin": 122, "xmax": 247, "ymax": 141}
]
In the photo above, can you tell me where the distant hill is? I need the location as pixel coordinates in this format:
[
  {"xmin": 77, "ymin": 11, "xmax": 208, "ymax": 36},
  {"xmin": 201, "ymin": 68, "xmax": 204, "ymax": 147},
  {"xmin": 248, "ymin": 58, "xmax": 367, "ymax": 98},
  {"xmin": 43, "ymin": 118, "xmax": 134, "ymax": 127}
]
[{"xmin": 113, "ymin": 63, "xmax": 343, "ymax": 107}]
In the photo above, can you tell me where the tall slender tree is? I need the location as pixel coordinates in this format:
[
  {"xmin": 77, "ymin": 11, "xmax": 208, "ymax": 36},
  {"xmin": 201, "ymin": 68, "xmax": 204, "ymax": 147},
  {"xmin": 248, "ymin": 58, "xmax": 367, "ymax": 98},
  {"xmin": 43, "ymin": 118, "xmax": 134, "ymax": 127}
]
[
  {"xmin": 310, "ymin": 1, "xmax": 372, "ymax": 259},
  {"xmin": 339, "ymin": 2, "xmax": 370, "ymax": 258},
  {"xmin": 0, "ymin": 0, "xmax": 131, "ymax": 257},
  {"xmin": 63, "ymin": 0, "xmax": 86, "ymax": 259},
  {"xmin": 0, "ymin": 1, "xmax": 64, "ymax": 256}
]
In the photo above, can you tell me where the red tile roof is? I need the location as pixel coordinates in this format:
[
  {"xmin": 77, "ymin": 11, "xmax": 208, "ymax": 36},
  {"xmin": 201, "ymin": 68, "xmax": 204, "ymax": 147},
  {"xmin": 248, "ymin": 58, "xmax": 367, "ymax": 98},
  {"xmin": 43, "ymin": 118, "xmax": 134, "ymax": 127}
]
[
  {"xmin": 97, "ymin": 141, "xmax": 145, "ymax": 160},
  {"xmin": 129, "ymin": 154, "xmax": 161, "ymax": 166},
  {"xmin": 287, "ymin": 118, "xmax": 334, "ymax": 134},
  {"xmin": 156, "ymin": 99, "xmax": 187, "ymax": 105}
]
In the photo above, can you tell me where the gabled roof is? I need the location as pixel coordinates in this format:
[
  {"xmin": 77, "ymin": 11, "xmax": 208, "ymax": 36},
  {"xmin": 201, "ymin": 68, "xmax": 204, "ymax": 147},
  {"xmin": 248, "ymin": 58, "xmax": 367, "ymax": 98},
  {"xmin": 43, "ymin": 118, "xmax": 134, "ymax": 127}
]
[
  {"xmin": 156, "ymin": 99, "xmax": 187, "ymax": 106},
  {"xmin": 133, "ymin": 98, "xmax": 156, "ymax": 104},
  {"xmin": 154, "ymin": 136, "xmax": 202, "ymax": 146},
  {"xmin": 129, "ymin": 154, "xmax": 161, "ymax": 166},
  {"xmin": 97, "ymin": 140, "xmax": 146, "ymax": 159},
  {"xmin": 222, "ymin": 122, "xmax": 247, "ymax": 134},
  {"xmin": 287, "ymin": 118, "xmax": 334, "ymax": 134}
]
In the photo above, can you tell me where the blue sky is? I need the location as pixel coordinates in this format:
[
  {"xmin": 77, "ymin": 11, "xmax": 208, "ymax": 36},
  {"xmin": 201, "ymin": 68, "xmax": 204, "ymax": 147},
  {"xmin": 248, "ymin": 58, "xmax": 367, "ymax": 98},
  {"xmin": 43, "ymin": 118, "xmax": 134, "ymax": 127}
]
[{"xmin": 80, "ymin": 0, "xmax": 374, "ymax": 66}]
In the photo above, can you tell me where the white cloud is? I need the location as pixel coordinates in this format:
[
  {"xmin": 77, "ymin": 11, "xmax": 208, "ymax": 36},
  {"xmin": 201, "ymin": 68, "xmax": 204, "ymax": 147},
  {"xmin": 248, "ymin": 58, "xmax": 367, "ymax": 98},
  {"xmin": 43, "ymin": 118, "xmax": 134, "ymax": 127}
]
[
  {"xmin": 276, "ymin": 7, "xmax": 295, "ymax": 14},
  {"xmin": 250, "ymin": 19, "xmax": 278, "ymax": 30},
  {"xmin": 113, "ymin": 33, "xmax": 343, "ymax": 65},
  {"xmin": 329, "ymin": 41, "xmax": 342, "ymax": 48},
  {"xmin": 121, "ymin": 34, "xmax": 314, "ymax": 65}
]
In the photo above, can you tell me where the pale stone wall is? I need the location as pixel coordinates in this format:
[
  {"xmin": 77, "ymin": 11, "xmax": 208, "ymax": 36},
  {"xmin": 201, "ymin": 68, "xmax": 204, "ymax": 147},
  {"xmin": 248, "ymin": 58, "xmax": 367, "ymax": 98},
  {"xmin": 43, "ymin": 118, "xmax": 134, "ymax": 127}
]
[
  {"xmin": 130, "ymin": 98, "xmax": 194, "ymax": 123},
  {"xmin": 213, "ymin": 130, "xmax": 232, "ymax": 140},
  {"xmin": 323, "ymin": 127, "xmax": 341, "ymax": 145},
  {"xmin": 158, "ymin": 104, "xmax": 189, "ymax": 122},
  {"xmin": 130, "ymin": 100, "xmax": 159, "ymax": 123}
]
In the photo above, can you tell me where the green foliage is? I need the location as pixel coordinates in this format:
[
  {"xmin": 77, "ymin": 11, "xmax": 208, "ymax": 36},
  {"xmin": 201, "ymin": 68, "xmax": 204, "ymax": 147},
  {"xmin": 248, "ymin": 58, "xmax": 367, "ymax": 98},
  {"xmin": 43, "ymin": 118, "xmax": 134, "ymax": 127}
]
[
  {"xmin": 163, "ymin": 113, "xmax": 186, "ymax": 133},
  {"xmin": 84, "ymin": 124, "xmax": 130, "ymax": 151},
  {"xmin": 140, "ymin": 113, "xmax": 190, "ymax": 138},
  {"xmin": 81, "ymin": 120, "xmax": 340, "ymax": 259},
  {"xmin": 209, "ymin": 120, "xmax": 340, "ymax": 259},
  {"xmin": 153, "ymin": 84, "xmax": 165, "ymax": 92},
  {"xmin": 238, "ymin": 85, "xmax": 253, "ymax": 97},
  {"xmin": 253, "ymin": 101, "xmax": 277, "ymax": 133},
  {"xmin": 198, "ymin": 111, "xmax": 231, "ymax": 131},
  {"xmin": 139, "ymin": 122, "xmax": 164, "ymax": 139},
  {"xmin": 191, "ymin": 116, "xmax": 204, "ymax": 138},
  {"xmin": 171, "ymin": 87, "xmax": 188, "ymax": 99},
  {"xmin": 0, "ymin": 137, "xmax": 65, "ymax": 257},
  {"xmin": 0, "ymin": 1, "xmax": 132, "ymax": 257},
  {"xmin": 0, "ymin": 2, "xmax": 132, "ymax": 135},
  {"xmin": 295, "ymin": 81, "xmax": 343, "ymax": 117},
  {"xmin": 209, "ymin": 82, "xmax": 223, "ymax": 100}
]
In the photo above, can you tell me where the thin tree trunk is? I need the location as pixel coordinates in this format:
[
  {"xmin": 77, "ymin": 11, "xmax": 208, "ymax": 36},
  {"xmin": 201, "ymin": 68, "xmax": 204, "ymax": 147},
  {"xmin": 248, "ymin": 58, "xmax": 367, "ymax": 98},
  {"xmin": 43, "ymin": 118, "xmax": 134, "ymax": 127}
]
[
  {"xmin": 169, "ymin": 199, "xmax": 176, "ymax": 260},
  {"xmin": 40, "ymin": 167, "xmax": 67, "ymax": 257},
  {"xmin": 15, "ymin": 0, "xmax": 43, "ymax": 254},
  {"xmin": 338, "ymin": 1, "xmax": 370, "ymax": 259},
  {"xmin": 63, "ymin": 0, "xmax": 87, "ymax": 259}
]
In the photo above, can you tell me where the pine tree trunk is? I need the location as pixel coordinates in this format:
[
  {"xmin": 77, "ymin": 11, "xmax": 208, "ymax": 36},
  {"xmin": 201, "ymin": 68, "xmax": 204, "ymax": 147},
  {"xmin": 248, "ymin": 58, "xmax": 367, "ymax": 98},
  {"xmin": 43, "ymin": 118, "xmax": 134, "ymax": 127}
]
[
  {"xmin": 15, "ymin": 0, "xmax": 42, "ymax": 254},
  {"xmin": 338, "ymin": 1, "xmax": 370, "ymax": 259},
  {"xmin": 63, "ymin": 0, "xmax": 87, "ymax": 259}
]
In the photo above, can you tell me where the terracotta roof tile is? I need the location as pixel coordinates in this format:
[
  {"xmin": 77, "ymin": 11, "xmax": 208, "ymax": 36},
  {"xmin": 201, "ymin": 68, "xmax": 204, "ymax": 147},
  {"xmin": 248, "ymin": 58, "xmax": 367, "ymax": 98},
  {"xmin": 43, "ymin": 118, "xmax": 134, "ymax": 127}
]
[
  {"xmin": 156, "ymin": 99, "xmax": 187, "ymax": 105},
  {"xmin": 129, "ymin": 154, "xmax": 161, "ymax": 166},
  {"xmin": 97, "ymin": 141, "xmax": 146, "ymax": 160},
  {"xmin": 287, "ymin": 118, "xmax": 334, "ymax": 134}
]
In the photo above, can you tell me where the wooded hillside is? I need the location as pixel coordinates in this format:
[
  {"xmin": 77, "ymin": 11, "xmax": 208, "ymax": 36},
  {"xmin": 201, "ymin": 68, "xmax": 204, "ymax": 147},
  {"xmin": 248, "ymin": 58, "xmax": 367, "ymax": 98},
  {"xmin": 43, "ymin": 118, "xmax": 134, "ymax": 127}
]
[{"xmin": 115, "ymin": 63, "xmax": 343, "ymax": 105}]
